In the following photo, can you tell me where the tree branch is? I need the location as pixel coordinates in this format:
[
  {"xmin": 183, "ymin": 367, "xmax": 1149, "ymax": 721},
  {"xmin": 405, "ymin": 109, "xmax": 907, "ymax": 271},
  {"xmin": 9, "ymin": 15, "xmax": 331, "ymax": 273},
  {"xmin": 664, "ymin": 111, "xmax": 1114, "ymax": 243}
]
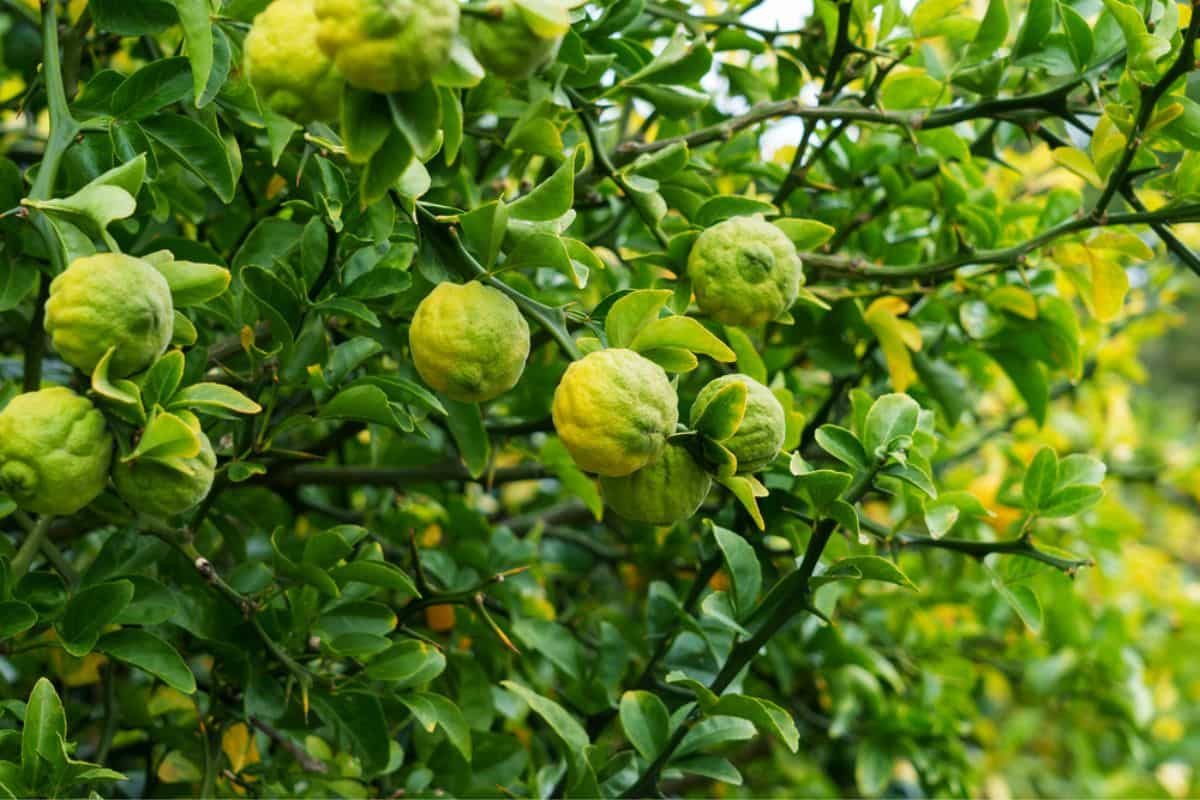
[
  {"xmin": 1092, "ymin": 8, "xmax": 1200, "ymax": 215},
  {"xmin": 252, "ymin": 462, "xmax": 549, "ymax": 489},
  {"xmin": 896, "ymin": 533, "xmax": 1093, "ymax": 574}
]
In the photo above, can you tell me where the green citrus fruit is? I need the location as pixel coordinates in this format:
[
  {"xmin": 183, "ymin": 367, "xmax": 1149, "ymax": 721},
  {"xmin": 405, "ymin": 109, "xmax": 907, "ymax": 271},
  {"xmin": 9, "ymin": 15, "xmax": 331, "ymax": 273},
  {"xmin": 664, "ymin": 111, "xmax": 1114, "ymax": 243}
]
[
  {"xmin": 691, "ymin": 373, "xmax": 785, "ymax": 473},
  {"xmin": 409, "ymin": 281, "xmax": 531, "ymax": 402},
  {"xmin": 551, "ymin": 348, "xmax": 679, "ymax": 477},
  {"xmin": 314, "ymin": 0, "xmax": 460, "ymax": 93},
  {"xmin": 466, "ymin": 0, "xmax": 562, "ymax": 81},
  {"xmin": 600, "ymin": 442, "xmax": 711, "ymax": 524},
  {"xmin": 113, "ymin": 429, "xmax": 217, "ymax": 518},
  {"xmin": 245, "ymin": 0, "xmax": 344, "ymax": 123},
  {"xmin": 0, "ymin": 387, "xmax": 113, "ymax": 515},
  {"xmin": 45, "ymin": 253, "xmax": 174, "ymax": 378},
  {"xmin": 687, "ymin": 215, "xmax": 803, "ymax": 327}
]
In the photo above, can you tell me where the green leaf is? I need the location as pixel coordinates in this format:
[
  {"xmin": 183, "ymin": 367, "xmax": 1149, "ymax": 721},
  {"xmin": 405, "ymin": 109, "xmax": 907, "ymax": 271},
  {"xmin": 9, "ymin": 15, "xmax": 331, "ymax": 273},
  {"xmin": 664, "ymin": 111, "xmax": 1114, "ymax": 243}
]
[
  {"xmin": 693, "ymin": 380, "xmax": 748, "ymax": 441},
  {"xmin": 125, "ymin": 410, "xmax": 202, "ymax": 462},
  {"xmin": 990, "ymin": 348, "xmax": 1049, "ymax": 425},
  {"xmin": 863, "ymin": 393, "xmax": 920, "ymax": 458},
  {"xmin": 24, "ymin": 185, "xmax": 136, "ymax": 237},
  {"xmin": 708, "ymin": 695, "xmax": 799, "ymax": 753},
  {"xmin": 460, "ymin": 202, "xmax": 510, "ymax": 270},
  {"xmin": 1057, "ymin": 453, "xmax": 1106, "ymax": 488},
  {"xmin": 360, "ymin": 130, "xmax": 414, "ymax": 205},
  {"xmin": 512, "ymin": 619, "xmax": 584, "ymax": 679},
  {"xmin": 163, "ymin": 0, "xmax": 213, "ymax": 104},
  {"xmin": 97, "ymin": 629, "xmax": 197, "ymax": 694},
  {"xmin": 0, "ymin": 601, "xmax": 35, "ymax": 640},
  {"xmin": 1040, "ymin": 484, "xmax": 1104, "ymax": 517},
  {"xmin": 1013, "ymin": 0, "xmax": 1055, "ymax": 58},
  {"xmin": 142, "ymin": 114, "xmax": 236, "ymax": 202},
  {"xmin": 794, "ymin": 470, "xmax": 853, "ymax": 513},
  {"xmin": 676, "ymin": 716, "xmax": 757, "ymax": 758},
  {"xmin": 628, "ymin": 141, "xmax": 689, "ymax": 181},
  {"xmin": 341, "ymin": 87, "xmax": 392, "ymax": 164},
  {"xmin": 57, "ymin": 580, "xmax": 135, "ymax": 657},
  {"xmin": 619, "ymin": 691, "xmax": 670, "ymax": 761},
  {"xmin": 310, "ymin": 691, "xmax": 390, "ymax": 773},
  {"xmin": 330, "ymin": 562, "xmax": 420, "ymax": 598},
  {"xmin": 400, "ymin": 693, "xmax": 472, "ymax": 762},
  {"xmin": 711, "ymin": 525, "xmax": 762, "ymax": 618},
  {"xmin": 504, "ymin": 232, "xmax": 587, "ymax": 288},
  {"xmin": 723, "ymin": 326, "xmax": 768, "ymax": 384},
  {"xmin": 501, "ymin": 680, "xmax": 589, "ymax": 759},
  {"xmin": 604, "ymin": 289, "xmax": 673, "ymax": 348},
  {"xmin": 169, "ymin": 383, "xmax": 262, "ymax": 415},
  {"xmin": 0, "ymin": 259, "xmax": 37, "ymax": 313},
  {"xmin": 987, "ymin": 566, "xmax": 1043, "ymax": 632},
  {"xmin": 142, "ymin": 255, "xmax": 231, "ymax": 307},
  {"xmin": 510, "ymin": 156, "xmax": 577, "ymax": 221},
  {"xmin": 1059, "ymin": 2, "xmax": 1094, "ymax": 69},
  {"xmin": 881, "ymin": 462, "xmax": 938, "ymax": 499},
  {"xmin": 968, "ymin": 0, "xmax": 1010, "ymax": 59},
  {"xmin": 815, "ymin": 425, "xmax": 869, "ymax": 471},
  {"xmin": 387, "ymin": 84, "xmax": 443, "ymax": 161},
  {"xmin": 772, "ymin": 218, "xmax": 836, "ymax": 251},
  {"xmin": 1023, "ymin": 447, "xmax": 1059, "ymax": 511},
  {"xmin": 695, "ymin": 198, "xmax": 778, "ymax": 227},
  {"xmin": 365, "ymin": 641, "xmax": 446, "ymax": 688},
  {"xmin": 111, "ymin": 57, "xmax": 192, "ymax": 120},
  {"xmin": 879, "ymin": 70, "xmax": 944, "ymax": 109},
  {"xmin": 21, "ymin": 678, "xmax": 66, "ymax": 793},
  {"xmin": 716, "ymin": 474, "xmax": 766, "ymax": 530},
  {"xmin": 630, "ymin": 316, "xmax": 735, "ymax": 362},
  {"xmin": 826, "ymin": 555, "xmax": 917, "ymax": 590},
  {"xmin": 92, "ymin": 347, "xmax": 143, "ymax": 422},
  {"xmin": 445, "ymin": 399, "xmax": 491, "ymax": 478}
]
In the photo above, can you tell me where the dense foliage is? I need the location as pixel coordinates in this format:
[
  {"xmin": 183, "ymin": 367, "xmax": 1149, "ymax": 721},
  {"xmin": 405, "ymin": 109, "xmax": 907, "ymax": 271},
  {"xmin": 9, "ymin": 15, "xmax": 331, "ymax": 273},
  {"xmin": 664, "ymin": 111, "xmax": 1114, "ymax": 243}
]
[{"xmin": 1, "ymin": 0, "xmax": 1199, "ymax": 797}]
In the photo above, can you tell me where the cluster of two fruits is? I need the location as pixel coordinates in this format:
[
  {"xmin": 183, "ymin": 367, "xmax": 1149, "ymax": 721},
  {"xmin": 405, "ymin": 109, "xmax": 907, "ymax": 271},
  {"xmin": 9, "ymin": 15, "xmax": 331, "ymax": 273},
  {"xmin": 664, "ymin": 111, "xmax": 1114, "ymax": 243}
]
[
  {"xmin": 409, "ymin": 216, "xmax": 804, "ymax": 525},
  {"xmin": 244, "ymin": 0, "xmax": 565, "ymax": 125},
  {"xmin": 0, "ymin": 255, "xmax": 214, "ymax": 519}
]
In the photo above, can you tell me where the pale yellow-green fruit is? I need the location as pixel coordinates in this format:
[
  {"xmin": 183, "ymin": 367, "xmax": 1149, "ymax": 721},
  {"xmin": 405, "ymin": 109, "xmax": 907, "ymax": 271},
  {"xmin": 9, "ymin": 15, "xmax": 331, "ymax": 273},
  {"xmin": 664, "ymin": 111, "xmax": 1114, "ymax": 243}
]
[
  {"xmin": 409, "ymin": 281, "xmax": 531, "ymax": 402},
  {"xmin": 113, "ymin": 430, "xmax": 217, "ymax": 518},
  {"xmin": 687, "ymin": 215, "xmax": 803, "ymax": 327},
  {"xmin": 690, "ymin": 373, "xmax": 785, "ymax": 473},
  {"xmin": 600, "ymin": 443, "xmax": 711, "ymax": 524},
  {"xmin": 0, "ymin": 387, "xmax": 113, "ymax": 515},
  {"xmin": 314, "ymin": 0, "xmax": 460, "ymax": 93},
  {"xmin": 45, "ymin": 253, "xmax": 174, "ymax": 378},
  {"xmin": 245, "ymin": 0, "xmax": 344, "ymax": 123},
  {"xmin": 466, "ymin": 0, "xmax": 563, "ymax": 81},
  {"xmin": 551, "ymin": 348, "xmax": 679, "ymax": 477}
]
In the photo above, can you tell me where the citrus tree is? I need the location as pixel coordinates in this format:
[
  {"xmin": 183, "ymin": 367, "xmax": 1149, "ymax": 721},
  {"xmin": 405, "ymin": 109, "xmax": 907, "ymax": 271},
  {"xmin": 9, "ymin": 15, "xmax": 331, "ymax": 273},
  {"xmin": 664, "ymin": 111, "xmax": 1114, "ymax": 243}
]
[{"xmin": 1, "ymin": 0, "xmax": 1199, "ymax": 796}]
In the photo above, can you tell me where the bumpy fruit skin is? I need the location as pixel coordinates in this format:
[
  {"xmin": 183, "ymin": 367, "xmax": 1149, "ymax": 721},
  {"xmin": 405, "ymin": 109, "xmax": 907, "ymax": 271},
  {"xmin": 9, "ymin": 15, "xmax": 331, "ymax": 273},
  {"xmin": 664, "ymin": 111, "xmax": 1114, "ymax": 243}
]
[
  {"xmin": 45, "ymin": 253, "xmax": 174, "ymax": 378},
  {"xmin": 687, "ymin": 215, "xmax": 803, "ymax": 327},
  {"xmin": 552, "ymin": 349, "xmax": 679, "ymax": 477},
  {"xmin": 245, "ymin": 0, "xmax": 344, "ymax": 123},
  {"xmin": 409, "ymin": 281, "xmax": 531, "ymax": 402},
  {"xmin": 601, "ymin": 443, "xmax": 711, "ymax": 524},
  {"xmin": 691, "ymin": 373, "xmax": 785, "ymax": 473},
  {"xmin": 113, "ymin": 430, "xmax": 217, "ymax": 518},
  {"xmin": 314, "ymin": 0, "xmax": 460, "ymax": 93},
  {"xmin": 0, "ymin": 387, "xmax": 113, "ymax": 515},
  {"xmin": 466, "ymin": 0, "xmax": 562, "ymax": 80}
]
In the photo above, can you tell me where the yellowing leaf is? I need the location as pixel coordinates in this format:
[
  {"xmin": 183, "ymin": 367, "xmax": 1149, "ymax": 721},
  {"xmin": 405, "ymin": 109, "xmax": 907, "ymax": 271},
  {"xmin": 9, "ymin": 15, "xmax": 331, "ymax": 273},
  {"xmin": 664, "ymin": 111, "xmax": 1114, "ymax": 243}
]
[
  {"xmin": 1052, "ymin": 147, "xmax": 1103, "ymax": 188},
  {"xmin": 223, "ymin": 723, "xmax": 262, "ymax": 774},
  {"xmin": 988, "ymin": 286, "xmax": 1038, "ymax": 319},
  {"xmin": 864, "ymin": 297, "xmax": 923, "ymax": 392},
  {"xmin": 1089, "ymin": 230, "xmax": 1155, "ymax": 260},
  {"xmin": 1090, "ymin": 260, "xmax": 1130, "ymax": 321}
]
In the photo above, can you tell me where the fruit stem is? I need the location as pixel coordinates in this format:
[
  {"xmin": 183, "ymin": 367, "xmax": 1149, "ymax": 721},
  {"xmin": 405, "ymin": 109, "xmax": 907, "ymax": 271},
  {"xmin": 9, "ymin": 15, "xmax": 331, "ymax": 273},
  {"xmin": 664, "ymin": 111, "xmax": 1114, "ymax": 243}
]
[{"xmin": 10, "ymin": 515, "xmax": 54, "ymax": 578}]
